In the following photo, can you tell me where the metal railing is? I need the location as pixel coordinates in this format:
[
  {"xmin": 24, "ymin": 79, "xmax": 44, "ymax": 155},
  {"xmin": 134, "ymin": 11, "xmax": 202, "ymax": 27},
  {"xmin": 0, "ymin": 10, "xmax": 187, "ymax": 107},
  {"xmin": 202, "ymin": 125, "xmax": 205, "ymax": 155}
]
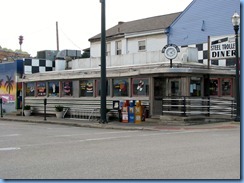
[
  {"xmin": 69, "ymin": 108, "xmax": 100, "ymax": 121},
  {"xmin": 162, "ymin": 96, "xmax": 235, "ymax": 118}
]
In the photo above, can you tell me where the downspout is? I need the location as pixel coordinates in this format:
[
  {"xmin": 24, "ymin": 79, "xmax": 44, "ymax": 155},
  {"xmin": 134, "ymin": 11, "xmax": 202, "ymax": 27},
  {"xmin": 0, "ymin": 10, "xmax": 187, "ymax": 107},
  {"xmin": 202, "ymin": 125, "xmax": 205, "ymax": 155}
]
[{"xmin": 165, "ymin": 27, "xmax": 170, "ymax": 45}]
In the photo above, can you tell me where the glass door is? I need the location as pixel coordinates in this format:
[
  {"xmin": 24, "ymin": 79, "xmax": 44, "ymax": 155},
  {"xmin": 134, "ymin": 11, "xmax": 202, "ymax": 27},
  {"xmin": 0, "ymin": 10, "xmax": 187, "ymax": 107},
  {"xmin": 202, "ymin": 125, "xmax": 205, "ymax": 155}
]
[{"xmin": 169, "ymin": 79, "xmax": 180, "ymax": 96}]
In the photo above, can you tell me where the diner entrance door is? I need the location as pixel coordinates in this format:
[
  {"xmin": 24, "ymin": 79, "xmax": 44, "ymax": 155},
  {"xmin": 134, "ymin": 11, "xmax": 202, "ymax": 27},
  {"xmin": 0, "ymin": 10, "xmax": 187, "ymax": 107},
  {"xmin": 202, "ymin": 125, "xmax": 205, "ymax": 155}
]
[
  {"xmin": 169, "ymin": 79, "xmax": 180, "ymax": 97},
  {"xmin": 168, "ymin": 79, "xmax": 181, "ymax": 111},
  {"xmin": 152, "ymin": 77, "xmax": 166, "ymax": 115}
]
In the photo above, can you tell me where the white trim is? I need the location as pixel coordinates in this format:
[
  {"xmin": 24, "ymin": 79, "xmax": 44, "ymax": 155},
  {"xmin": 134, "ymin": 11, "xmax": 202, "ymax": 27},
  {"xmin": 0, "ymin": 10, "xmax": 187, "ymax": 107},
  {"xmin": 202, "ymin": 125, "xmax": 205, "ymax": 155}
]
[{"xmin": 125, "ymin": 29, "xmax": 166, "ymax": 38}]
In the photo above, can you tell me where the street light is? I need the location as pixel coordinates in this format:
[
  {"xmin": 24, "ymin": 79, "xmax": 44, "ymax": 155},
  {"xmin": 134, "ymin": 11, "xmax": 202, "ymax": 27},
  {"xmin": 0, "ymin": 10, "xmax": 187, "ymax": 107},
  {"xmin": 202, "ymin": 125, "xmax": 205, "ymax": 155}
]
[{"xmin": 231, "ymin": 12, "xmax": 240, "ymax": 122}]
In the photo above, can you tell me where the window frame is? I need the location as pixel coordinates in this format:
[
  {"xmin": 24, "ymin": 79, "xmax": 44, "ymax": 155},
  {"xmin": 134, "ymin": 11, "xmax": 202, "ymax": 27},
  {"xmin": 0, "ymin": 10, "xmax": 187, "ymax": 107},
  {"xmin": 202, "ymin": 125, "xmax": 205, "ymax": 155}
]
[
  {"xmin": 36, "ymin": 81, "xmax": 47, "ymax": 97},
  {"xmin": 106, "ymin": 43, "xmax": 111, "ymax": 56},
  {"xmin": 116, "ymin": 41, "xmax": 122, "ymax": 55},
  {"xmin": 48, "ymin": 81, "xmax": 59, "ymax": 97},
  {"xmin": 209, "ymin": 78, "xmax": 219, "ymax": 96},
  {"xmin": 112, "ymin": 78, "xmax": 129, "ymax": 97},
  {"xmin": 221, "ymin": 78, "xmax": 233, "ymax": 96},
  {"xmin": 62, "ymin": 81, "xmax": 73, "ymax": 97},
  {"xmin": 138, "ymin": 40, "xmax": 146, "ymax": 51},
  {"xmin": 132, "ymin": 78, "xmax": 149, "ymax": 96},
  {"xmin": 96, "ymin": 79, "xmax": 110, "ymax": 97},
  {"xmin": 26, "ymin": 82, "xmax": 36, "ymax": 97},
  {"xmin": 80, "ymin": 79, "xmax": 94, "ymax": 97}
]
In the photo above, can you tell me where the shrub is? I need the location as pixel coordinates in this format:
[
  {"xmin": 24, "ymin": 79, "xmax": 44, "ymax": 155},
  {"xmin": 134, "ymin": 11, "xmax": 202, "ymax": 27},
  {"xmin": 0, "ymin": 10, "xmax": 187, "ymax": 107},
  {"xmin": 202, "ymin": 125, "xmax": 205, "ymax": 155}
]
[
  {"xmin": 24, "ymin": 105, "xmax": 31, "ymax": 110},
  {"xmin": 55, "ymin": 105, "xmax": 64, "ymax": 112}
]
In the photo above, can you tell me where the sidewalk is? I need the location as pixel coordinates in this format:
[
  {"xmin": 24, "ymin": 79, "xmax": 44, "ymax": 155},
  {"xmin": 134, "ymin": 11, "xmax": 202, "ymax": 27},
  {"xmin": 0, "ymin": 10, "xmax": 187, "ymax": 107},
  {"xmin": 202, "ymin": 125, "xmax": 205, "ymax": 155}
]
[{"xmin": 0, "ymin": 114, "xmax": 240, "ymax": 131}]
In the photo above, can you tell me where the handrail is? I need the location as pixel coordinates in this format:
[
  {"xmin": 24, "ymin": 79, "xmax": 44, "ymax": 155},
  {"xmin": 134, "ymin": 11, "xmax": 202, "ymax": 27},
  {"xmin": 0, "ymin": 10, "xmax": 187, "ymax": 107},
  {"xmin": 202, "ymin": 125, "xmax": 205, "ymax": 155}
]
[{"xmin": 162, "ymin": 96, "xmax": 235, "ymax": 118}]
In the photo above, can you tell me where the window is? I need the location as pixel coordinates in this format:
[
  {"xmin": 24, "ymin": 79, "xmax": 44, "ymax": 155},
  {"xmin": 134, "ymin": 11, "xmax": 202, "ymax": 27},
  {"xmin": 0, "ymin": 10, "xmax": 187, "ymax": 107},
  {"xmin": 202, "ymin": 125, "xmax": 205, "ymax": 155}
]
[
  {"xmin": 226, "ymin": 58, "xmax": 235, "ymax": 67},
  {"xmin": 62, "ymin": 81, "xmax": 73, "ymax": 97},
  {"xmin": 190, "ymin": 77, "xmax": 201, "ymax": 96},
  {"xmin": 113, "ymin": 78, "xmax": 128, "ymax": 96},
  {"xmin": 132, "ymin": 78, "xmax": 149, "ymax": 96},
  {"xmin": 97, "ymin": 79, "xmax": 110, "ymax": 96},
  {"xmin": 80, "ymin": 80, "xmax": 94, "ymax": 97},
  {"xmin": 48, "ymin": 81, "xmax": 59, "ymax": 97},
  {"xmin": 138, "ymin": 40, "xmax": 146, "ymax": 51},
  {"xmin": 26, "ymin": 82, "xmax": 35, "ymax": 97},
  {"xmin": 221, "ymin": 78, "xmax": 232, "ymax": 96},
  {"xmin": 37, "ymin": 82, "xmax": 46, "ymax": 96},
  {"xmin": 106, "ymin": 43, "xmax": 111, "ymax": 56},
  {"xmin": 209, "ymin": 79, "xmax": 219, "ymax": 96},
  {"xmin": 116, "ymin": 41, "xmax": 122, "ymax": 55}
]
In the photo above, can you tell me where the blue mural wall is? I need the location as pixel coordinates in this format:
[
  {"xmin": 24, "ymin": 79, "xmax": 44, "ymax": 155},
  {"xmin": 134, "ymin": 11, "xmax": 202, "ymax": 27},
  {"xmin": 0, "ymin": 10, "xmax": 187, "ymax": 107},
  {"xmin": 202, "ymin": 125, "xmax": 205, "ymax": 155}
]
[
  {"xmin": 169, "ymin": 0, "xmax": 240, "ymax": 46},
  {"xmin": 0, "ymin": 62, "xmax": 16, "ymax": 112},
  {"xmin": 0, "ymin": 60, "xmax": 24, "ymax": 112}
]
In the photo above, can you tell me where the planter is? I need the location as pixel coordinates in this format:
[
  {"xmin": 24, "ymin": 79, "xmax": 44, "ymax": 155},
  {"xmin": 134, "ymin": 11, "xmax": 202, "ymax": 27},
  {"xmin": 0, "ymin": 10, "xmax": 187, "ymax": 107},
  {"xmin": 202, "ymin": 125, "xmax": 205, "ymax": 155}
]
[
  {"xmin": 24, "ymin": 110, "xmax": 31, "ymax": 116},
  {"xmin": 56, "ymin": 111, "xmax": 64, "ymax": 118}
]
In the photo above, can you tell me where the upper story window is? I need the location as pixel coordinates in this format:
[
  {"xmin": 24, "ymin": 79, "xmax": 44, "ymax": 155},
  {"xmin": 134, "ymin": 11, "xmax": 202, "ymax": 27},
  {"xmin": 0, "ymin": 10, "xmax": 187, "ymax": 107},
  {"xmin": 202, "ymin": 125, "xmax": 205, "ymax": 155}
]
[
  {"xmin": 116, "ymin": 41, "xmax": 122, "ymax": 55},
  {"xmin": 138, "ymin": 40, "xmax": 146, "ymax": 51},
  {"xmin": 106, "ymin": 43, "xmax": 111, "ymax": 56}
]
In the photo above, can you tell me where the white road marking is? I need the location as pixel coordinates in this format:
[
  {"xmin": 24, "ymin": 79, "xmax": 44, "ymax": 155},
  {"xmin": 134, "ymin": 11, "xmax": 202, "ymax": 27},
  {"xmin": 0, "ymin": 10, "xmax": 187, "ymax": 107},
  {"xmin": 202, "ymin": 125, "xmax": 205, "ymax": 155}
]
[
  {"xmin": 51, "ymin": 130, "xmax": 139, "ymax": 137},
  {"xmin": 0, "ymin": 134, "xmax": 20, "ymax": 138},
  {"xmin": 0, "ymin": 147, "xmax": 21, "ymax": 151}
]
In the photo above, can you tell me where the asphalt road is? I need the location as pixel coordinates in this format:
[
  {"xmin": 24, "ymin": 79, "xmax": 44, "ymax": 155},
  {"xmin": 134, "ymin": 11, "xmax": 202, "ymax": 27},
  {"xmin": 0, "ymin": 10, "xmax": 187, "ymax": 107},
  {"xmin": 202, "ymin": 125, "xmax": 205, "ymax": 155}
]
[{"xmin": 0, "ymin": 120, "xmax": 240, "ymax": 179}]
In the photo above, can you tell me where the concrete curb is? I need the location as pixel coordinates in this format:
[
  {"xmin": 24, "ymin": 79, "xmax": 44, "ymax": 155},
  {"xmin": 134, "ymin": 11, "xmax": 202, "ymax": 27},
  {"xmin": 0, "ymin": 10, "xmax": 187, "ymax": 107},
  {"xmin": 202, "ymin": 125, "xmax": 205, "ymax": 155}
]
[{"xmin": 0, "ymin": 115, "xmax": 240, "ymax": 131}]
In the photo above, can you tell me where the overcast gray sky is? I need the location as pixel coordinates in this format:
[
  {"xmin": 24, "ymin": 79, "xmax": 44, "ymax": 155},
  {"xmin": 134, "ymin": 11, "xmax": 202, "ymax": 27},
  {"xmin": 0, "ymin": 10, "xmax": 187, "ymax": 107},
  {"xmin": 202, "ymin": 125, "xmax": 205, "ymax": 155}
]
[{"xmin": 0, "ymin": 0, "xmax": 193, "ymax": 56}]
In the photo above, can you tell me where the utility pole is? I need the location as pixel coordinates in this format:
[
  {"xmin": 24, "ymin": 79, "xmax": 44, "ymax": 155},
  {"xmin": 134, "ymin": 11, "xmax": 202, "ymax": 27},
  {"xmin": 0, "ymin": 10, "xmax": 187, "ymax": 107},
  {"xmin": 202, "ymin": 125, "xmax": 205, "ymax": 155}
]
[
  {"xmin": 100, "ymin": 0, "xmax": 107, "ymax": 123},
  {"xmin": 56, "ymin": 21, "xmax": 59, "ymax": 51}
]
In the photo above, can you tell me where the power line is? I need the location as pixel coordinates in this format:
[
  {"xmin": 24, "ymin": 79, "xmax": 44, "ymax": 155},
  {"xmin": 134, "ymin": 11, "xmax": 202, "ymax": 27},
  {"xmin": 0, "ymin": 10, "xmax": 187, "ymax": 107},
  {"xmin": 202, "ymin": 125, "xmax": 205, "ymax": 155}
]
[{"xmin": 60, "ymin": 28, "xmax": 81, "ymax": 50}]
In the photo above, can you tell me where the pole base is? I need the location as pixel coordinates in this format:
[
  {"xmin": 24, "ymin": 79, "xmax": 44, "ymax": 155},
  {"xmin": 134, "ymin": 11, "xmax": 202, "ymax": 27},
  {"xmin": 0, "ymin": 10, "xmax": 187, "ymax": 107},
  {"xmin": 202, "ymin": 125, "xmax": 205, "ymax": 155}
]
[
  {"xmin": 234, "ymin": 116, "xmax": 240, "ymax": 122},
  {"xmin": 99, "ymin": 119, "xmax": 107, "ymax": 124}
]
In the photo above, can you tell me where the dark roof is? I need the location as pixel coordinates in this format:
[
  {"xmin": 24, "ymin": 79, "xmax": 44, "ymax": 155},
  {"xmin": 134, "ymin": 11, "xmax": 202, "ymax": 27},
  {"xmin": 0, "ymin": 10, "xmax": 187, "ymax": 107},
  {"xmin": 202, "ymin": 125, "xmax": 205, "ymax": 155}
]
[{"xmin": 89, "ymin": 12, "xmax": 181, "ymax": 42}]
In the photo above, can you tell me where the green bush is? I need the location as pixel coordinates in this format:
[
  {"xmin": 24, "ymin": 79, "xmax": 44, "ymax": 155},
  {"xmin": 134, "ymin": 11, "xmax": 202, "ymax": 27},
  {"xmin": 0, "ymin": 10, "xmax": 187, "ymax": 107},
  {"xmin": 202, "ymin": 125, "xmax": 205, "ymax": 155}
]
[
  {"xmin": 55, "ymin": 105, "xmax": 64, "ymax": 112},
  {"xmin": 24, "ymin": 105, "xmax": 31, "ymax": 110}
]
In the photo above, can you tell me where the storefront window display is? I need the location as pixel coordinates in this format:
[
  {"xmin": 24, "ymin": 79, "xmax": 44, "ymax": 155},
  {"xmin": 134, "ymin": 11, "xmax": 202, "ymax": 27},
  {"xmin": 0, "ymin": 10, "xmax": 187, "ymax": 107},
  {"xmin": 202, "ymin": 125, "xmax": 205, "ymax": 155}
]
[
  {"xmin": 97, "ymin": 79, "xmax": 110, "ymax": 96},
  {"xmin": 37, "ymin": 82, "xmax": 46, "ymax": 96},
  {"xmin": 62, "ymin": 81, "xmax": 72, "ymax": 96},
  {"xmin": 209, "ymin": 79, "xmax": 219, "ymax": 96},
  {"xmin": 113, "ymin": 78, "xmax": 128, "ymax": 96},
  {"xmin": 48, "ymin": 81, "xmax": 59, "ymax": 97},
  {"xmin": 132, "ymin": 78, "xmax": 149, "ymax": 96},
  {"xmin": 26, "ymin": 82, "xmax": 35, "ymax": 97},
  {"xmin": 80, "ymin": 80, "xmax": 94, "ymax": 97},
  {"xmin": 221, "ymin": 79, "xmax": 232, "ymax": 96}
]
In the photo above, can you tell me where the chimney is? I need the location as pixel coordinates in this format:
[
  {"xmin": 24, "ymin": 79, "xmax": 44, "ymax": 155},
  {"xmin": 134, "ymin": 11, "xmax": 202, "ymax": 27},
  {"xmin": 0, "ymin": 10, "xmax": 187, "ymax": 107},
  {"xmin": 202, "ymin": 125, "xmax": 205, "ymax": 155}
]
[{"xmin": 118, "ymin": 21, "xmax": 124, "ymax": 25}]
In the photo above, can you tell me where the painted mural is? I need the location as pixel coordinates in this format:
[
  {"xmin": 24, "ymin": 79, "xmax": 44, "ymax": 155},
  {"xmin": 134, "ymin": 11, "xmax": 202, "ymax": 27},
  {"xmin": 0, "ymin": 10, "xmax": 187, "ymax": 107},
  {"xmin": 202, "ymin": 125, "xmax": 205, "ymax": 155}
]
[{"xmin": 0, "ymin": 62, "xmax": 16, "ymax": 104}]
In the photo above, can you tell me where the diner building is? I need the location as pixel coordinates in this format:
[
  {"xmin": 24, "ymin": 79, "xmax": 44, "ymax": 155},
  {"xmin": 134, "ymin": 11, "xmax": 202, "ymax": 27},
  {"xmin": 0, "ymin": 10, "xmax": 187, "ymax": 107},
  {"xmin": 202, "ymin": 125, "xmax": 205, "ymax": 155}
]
[{"xmin": 18, "ymin": 0, "xmax": 240, "ymax": 119}]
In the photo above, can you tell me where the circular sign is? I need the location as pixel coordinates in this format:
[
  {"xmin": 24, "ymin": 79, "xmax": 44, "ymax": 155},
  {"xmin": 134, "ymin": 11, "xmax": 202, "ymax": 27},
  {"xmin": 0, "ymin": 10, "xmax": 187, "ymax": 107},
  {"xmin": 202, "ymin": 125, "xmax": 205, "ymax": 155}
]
[
  {"xmin": 162, "ymin": 44, "xmax": 180, "ymax": 60},
  {"xmin": 164, "ymin": 46, "xmax": 178, "ymax": 59}
]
